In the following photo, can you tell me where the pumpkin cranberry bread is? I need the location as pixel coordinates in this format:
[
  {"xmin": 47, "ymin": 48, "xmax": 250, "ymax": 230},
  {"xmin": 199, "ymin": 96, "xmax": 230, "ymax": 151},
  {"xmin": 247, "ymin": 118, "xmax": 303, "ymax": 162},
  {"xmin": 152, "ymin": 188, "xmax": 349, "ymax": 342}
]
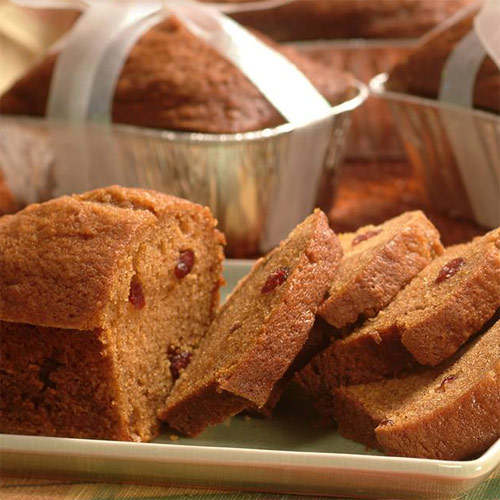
[
  {"xmin": 0, "ymin": 186, "xmax": 225, "ymax": 441},
  {"xmin": 0, "ymin": 16, "xmax": 353, "ymax": 133},
  {"xmin": 334, "ymin": 318, "xmax": 500, "ymax": 460},
  {"xmin": 386, "ymin": 8, "xmax": 500, "ymax": 114},
  {"xmin": 319, "ymin": 210, "xmax": 443, "ymax": 328},
  {"xmin": 302, "ymin": 228, "xmax": 500, "ymax": 399},
  {"xmin": 0, "ymin": 170, "xmax": 19, "ymax": 216},
  {"xmin": 232, "ymin": 0, "xmax": 474, "ymax": 41},
  {"xmin": 161, "ymin": 210, "xmax": 342, "ymax": 436}
]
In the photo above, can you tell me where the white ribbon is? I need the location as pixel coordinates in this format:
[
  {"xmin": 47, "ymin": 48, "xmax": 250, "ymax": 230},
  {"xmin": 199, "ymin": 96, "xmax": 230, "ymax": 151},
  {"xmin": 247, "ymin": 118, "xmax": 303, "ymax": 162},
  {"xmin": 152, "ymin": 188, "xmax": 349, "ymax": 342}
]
[
  {"xmin": 474, "ymin": 0, "xmax": 500, "ymax": 68},
  {"xmin": 14, "ymin": 0, "xmax": 331, "ymax": 126},
  {"xmin": 439, "ymin": 30, "xmax": 486, "ymax": 108},
  {"xmin": 438, "ymin": 0, "xmax": 500, "ymax": 107},
  {"xmin": 12, "ymin": 0, "xmax": 296, "ymax": 15},
  {"xmin": 436, "ymin": 0, "xmax": 500, "ymax": 228},
  {"xmin": 48, "ymin": 3, "xmax": 161, "ymax": 121}
]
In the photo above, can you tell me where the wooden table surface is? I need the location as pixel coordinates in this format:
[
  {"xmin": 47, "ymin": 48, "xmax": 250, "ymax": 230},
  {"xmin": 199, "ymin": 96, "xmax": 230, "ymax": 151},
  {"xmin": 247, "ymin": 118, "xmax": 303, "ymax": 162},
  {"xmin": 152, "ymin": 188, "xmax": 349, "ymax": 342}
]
[{"xmin": 1, "ymin": 471, "xmax": 499, "ymax": 500}]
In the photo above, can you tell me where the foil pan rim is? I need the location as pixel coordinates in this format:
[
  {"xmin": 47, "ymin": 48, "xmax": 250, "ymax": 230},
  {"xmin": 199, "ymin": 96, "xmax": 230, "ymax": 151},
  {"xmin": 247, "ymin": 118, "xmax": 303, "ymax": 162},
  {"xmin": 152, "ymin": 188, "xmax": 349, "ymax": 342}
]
[
  {"xmin": 0, "ymin": 80, "xmax": 367, "ymax": 144},
  {"xmin": 370, "ymin": 73, "xmax": 500, "ymax": 123},
  {"xmin": 288, "ymin": 39, "xmax": 419, "ymax": 49}
]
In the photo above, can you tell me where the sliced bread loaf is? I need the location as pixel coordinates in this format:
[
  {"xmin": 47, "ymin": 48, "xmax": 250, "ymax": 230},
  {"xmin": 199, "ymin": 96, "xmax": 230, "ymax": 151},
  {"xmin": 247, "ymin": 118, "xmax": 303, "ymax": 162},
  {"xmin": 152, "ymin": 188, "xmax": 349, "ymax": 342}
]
[
  {"xmin": 334, "ymin": 318, "xmax": 500, "ymax": 460},
  {"xmin": 160, "ymin": 210, "xmax": 342, "ymax": 436},
  {"xmin": 315, "ymin": 228, "xmax": 500, "ymax": 390},
  {"xmin": 0, "ymin": 186, "xmax": 225, "ymax": 441}
]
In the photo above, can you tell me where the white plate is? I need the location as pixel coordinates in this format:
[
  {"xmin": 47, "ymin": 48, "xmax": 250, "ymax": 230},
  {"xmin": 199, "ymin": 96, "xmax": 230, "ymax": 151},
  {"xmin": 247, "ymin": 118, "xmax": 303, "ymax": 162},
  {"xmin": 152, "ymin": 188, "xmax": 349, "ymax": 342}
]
[{"xmin": 1, "ymin": 259, "xmax": 499, "ymax": 499}]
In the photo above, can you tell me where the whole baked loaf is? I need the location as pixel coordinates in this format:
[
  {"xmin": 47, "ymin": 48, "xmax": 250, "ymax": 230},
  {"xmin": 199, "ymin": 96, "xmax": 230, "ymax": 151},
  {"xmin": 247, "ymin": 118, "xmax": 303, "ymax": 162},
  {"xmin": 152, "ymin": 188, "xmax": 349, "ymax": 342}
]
[
  {"xmin": 232, "ymin": 0, "xmax": 474, "ymax": 41},
  {"xmin": 161, "ymin": 209, "xmax": 342, "ymax": 436},
  {"xmin": 0, "ymin": 186, "xmax": 225, "ymax": 441},
  {"xmin": 333, "ymin": 317, "xmax": 500, "ymax": 460},
  {"xmin": 0, "ymin": 16, "xmax": 353, "ymax": 133},
  {"xmin": 386, "ymin": 9, "xmax": 500, "ymax": 114}
]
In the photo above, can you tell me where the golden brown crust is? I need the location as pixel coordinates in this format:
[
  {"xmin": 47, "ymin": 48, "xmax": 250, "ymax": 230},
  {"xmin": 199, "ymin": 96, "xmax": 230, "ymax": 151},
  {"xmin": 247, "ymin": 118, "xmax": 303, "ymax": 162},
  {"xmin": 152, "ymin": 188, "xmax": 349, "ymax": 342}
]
[
  {"xmin": 332, "ymin": 368, "xmax": 438, "ymax": 449},
  {"xmin": 0, "ymin": 193, "xmax": 153, "ymax": 330},
  {"xmin": 378, "ymin": 320, "xmax": 500, "ymax": 459},
  {"xmin": 319, "ymin": 211, "xmax": 443, "ymax": 328},
  {"xmin": 0, "ymin": 17, "xmax": 353, "ymax": 134},
  {"xmin": 329, "ymin": 229, "xmax": 500, "ymax": 383},
  {"xmin": 0, "ymin": 185, "xmax": 221, "ymax": 330},
  {"xmin": 387, "ymin": 11, "xmax": 500, "ymax": 114},
  {"xmin": 313, "ymin": 323, "xmax": 417, "ymax": 387},
  {"xmin": 161, "ymin": 210, "xmax": 343, "ymax": 436},
  {"xmin": 378, "ymin": 364, "xmax": 500, "ymax": 459},
  {"xmin": 0, "ymin": 322, "xmax": 133, "ymax": 441}
]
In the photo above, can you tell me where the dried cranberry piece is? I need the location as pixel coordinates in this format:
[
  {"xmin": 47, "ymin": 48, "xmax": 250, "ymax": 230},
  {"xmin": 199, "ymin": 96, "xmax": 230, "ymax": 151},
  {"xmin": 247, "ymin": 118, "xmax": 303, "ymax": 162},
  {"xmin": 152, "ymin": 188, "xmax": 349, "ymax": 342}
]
[
  {"xmin": 261, "ymin": 266, "xmax": 291, "ymax": 294},
  {"xmin": 174, "ymin": 250, "xmax": 195, "ymax": 279},
  {"xmin": 379, "ymin": 418, "xmax": 394, "ymax": 426},
  {"xmin": 167, "ymin": 346, "xmax": 192, "ymax": 380},
  {"xmin": 128, "ymin": 275, "xmax": 145, "ymax": 309},
  {"xmin": 435, "ymin": 374, "xmax": 458, "ymax": 393},
  {"xmin": 352, "ymin": 229, "xmax": 381, "ymax": 246},
  {"xmin": 435, "ymin": 258, "xmax": 465, "ymax": 284},
  {"xmin": 39, "ymin": 358, "xmax": 62, "ymax": 391},
  {"xmin": 229, "ymin": 321, "xmax": 242, "ymax": 334}
]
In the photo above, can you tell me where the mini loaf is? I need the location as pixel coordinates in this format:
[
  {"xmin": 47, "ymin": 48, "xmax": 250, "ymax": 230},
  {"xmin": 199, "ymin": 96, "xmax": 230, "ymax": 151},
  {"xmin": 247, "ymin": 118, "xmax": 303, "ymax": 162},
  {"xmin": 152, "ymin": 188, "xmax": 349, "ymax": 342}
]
[
  {"xmin": 333, "ymin": 318, "xmax": 500, "ymax": 460},
  {"xmin": 232, "ymin": 0, "xmax": 474, "ymax": 41},
  {"xmin": 296, "ymin": 227, "xmax": 500, "ymax": 419},
  {"xmin": 386, "ymin": 9, "xmax": 500, "ymax": 114},
  {"xmin": 0, "ymin": 186, "xmax": 225, "ymax": 441},
  {"xmin": 161, "ymin": 210, "xmax": 342, "ymax": 436},
  {"xmin": 0, "ymin": 16, "xmax": 353, "ymax": 134},
  {"xmin": 319, "ymin": 210, "xmax": 443, "ymax": 328}
]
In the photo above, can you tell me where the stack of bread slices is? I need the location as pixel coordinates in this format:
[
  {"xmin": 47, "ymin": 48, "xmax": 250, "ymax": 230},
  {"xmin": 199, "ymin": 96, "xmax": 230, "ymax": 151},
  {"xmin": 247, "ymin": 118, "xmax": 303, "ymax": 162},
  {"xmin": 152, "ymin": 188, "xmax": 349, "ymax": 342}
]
[
  {"xmin": 0, "ymin": 186, "xmax": 498, "ymax": 461},
  {"xmin": 294, "ymin": 212, "xmax": 500, "ymax": 460},
  {"xmin": 162, "ymin": 209, "xmax": 500, "ymax": 461}
]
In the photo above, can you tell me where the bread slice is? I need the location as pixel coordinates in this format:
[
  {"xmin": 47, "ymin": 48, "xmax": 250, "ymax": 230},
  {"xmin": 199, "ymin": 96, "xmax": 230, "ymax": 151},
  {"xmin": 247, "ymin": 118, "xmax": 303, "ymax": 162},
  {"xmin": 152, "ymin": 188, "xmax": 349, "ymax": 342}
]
[
  {"xmin": 160, "ymin": 210, "xmax": 342, "ymax": 436},
  {"xmin": 267, "ymin": 211, "xmax": 441, "ymax": 417},
  {"xmin": 0, "ymin": 186, "xmax": 224, "ymax": 441},
  {"xmin": 321, "ymin": 228, "xmax": 500, "ymax": 388},
  {"xmin": 319, "ymin": 211, "xmax": 443, "ymax": 328},
  {"xmin": 397, "ymin": 228, "xmax": 500, "ymax": 365},
  {"xmin": 333, "ymin": 318, "xmax": 500, "ymax": 460}
]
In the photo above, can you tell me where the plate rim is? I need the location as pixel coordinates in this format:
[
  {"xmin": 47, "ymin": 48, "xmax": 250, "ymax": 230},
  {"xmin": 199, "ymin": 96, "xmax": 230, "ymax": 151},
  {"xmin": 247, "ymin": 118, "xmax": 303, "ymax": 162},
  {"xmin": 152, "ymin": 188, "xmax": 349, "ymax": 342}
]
[
  {"xmin": 1, "ymin": 259, "xmax": 499, "ymax": 498},
  {"xmin": 1, "ymin": 432, "xmax": 499, "ymax": 481}
]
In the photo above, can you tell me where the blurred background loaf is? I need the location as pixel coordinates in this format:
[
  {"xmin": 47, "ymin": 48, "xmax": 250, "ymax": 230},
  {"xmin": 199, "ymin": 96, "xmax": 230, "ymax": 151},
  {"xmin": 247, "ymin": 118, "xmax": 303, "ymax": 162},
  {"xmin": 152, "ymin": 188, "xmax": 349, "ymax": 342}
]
[
  {"xmin": 233, "ymin": 0, "xmax": 476, "ymax": 162},
  {"xmin": 0, "ymin": 0, "xmax": 492, "ymax": 255},
  {"xmin": 230, "ymin": 0, "xmax": 476, "ymax": 41}
]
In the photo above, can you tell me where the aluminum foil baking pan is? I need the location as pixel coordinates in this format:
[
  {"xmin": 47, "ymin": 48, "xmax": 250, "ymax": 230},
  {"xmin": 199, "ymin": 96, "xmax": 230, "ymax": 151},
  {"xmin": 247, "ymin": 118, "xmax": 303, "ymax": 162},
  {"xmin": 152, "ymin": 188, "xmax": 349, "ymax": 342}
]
[
  {"xmin": 0, "ymin": 80, "xmax": 367, "ymax": 257},
  {"xmin": 370, "ymin": 73, "xmax": 500, "ymax": 229}
]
